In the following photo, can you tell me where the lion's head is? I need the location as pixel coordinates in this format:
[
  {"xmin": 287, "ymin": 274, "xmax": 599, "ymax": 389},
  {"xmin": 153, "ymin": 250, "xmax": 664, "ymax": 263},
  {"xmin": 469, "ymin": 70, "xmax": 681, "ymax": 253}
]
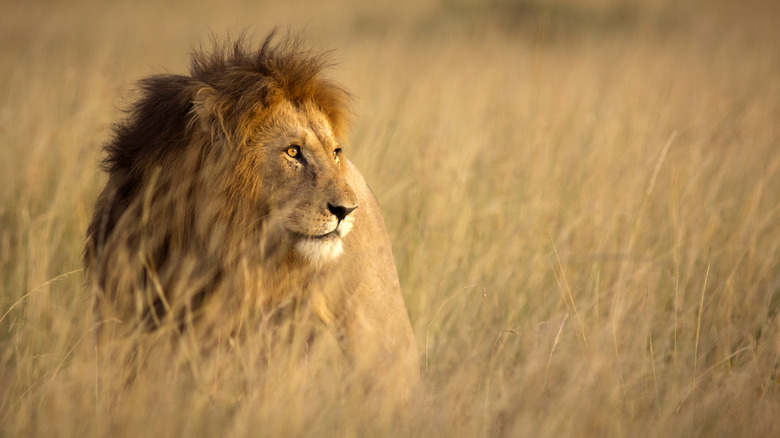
[
  {"xmin": 88, "ymin": 32, "xmax": 359, "ymax": 274},
  {"xmin": 187, "ymin": 36, "xmax": 362, "ymax": 268}
]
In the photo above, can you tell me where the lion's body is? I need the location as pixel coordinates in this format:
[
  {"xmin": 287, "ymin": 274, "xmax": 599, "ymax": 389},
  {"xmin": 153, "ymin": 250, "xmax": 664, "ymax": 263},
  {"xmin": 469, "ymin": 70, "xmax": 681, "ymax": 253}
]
[{"xmin": 84, "ymin": 33, "xmax": 417, "ymax": 383}]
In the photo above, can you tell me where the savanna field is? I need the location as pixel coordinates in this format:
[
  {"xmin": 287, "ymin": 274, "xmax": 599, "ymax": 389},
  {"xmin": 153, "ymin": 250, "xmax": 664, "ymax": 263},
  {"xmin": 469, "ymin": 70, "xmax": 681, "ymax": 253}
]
[{"xmin": 1, "ymin": 0, "xmax": 779, "ymax": 436}]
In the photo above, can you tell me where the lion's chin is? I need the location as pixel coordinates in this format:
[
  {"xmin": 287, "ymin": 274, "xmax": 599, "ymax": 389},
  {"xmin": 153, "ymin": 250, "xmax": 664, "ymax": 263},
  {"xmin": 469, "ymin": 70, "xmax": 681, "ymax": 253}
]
[{"xmin": 293, "ymin": 234, "xmax": 344, "ymax": 268}]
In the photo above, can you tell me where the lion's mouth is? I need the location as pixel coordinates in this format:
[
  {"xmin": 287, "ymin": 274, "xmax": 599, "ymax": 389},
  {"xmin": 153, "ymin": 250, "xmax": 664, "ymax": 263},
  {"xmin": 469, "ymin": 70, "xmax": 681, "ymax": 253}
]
[
  {"xmin": 294, "ymin": 220, "xmax": 353, "ymax": 241},
  {"xmin": 310, "ymin": 230, "xmax": 339, "ymax": 240},
  {"xmin": 294, "ymin": 228, "xmax": 340, "ymax": 241},
  {"xmin": 289, "ymin": 219, "xmax": 353, "ymax": 247}
]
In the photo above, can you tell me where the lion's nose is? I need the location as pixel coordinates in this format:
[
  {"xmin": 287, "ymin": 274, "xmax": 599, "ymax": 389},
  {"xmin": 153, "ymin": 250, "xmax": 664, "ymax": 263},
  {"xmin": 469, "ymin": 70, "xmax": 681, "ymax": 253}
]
[{"xmin": 327, "ymin": 203, "xmax": 357, "ymax": 221}]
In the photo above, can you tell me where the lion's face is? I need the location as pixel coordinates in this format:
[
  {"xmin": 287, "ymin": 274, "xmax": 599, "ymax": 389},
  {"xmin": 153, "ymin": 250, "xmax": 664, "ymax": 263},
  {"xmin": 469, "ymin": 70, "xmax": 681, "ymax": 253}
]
[{"xmin": 251, "ymin": 100, "xmax": 358, "ymax": 267}]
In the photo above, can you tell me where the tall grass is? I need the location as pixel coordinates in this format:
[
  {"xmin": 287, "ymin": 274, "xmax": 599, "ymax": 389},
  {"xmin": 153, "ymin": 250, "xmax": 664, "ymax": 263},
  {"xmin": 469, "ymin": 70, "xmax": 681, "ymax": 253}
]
[{"xmin": 2, "ymin": 0, "xmax": 779, "ymax": 436}]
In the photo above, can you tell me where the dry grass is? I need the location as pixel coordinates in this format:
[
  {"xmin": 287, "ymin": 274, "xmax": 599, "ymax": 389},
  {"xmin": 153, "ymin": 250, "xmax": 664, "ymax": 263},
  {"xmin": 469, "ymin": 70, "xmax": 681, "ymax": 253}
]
[{"xmin": 2, "ymin": 0, "xmax": 779, "ymax": 436}]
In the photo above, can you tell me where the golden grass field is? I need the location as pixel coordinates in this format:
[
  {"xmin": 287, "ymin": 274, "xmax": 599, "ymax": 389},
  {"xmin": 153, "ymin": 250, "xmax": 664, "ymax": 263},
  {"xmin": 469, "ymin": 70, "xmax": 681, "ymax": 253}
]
[{"xmin": 2, "ymin": 0, "xmax": 779, "ymax": 436}]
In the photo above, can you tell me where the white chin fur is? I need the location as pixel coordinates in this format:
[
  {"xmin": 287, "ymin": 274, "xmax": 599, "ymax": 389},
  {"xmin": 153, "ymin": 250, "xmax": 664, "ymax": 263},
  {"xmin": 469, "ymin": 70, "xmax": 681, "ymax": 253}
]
[{"xmin": 294, "ymin": 236, "xmax": 344, "ymax": 267}]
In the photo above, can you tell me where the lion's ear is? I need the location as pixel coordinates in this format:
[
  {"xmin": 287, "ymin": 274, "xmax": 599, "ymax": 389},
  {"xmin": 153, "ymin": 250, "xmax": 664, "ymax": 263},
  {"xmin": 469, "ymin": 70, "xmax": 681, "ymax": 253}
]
[{"xmin": 191, "ymin": 84, "xmax": 227, "ymax": 142}]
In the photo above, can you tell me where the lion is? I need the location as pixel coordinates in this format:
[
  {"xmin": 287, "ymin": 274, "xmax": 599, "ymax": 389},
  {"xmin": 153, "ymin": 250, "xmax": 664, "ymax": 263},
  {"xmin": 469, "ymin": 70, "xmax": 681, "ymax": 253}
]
[{"xmin": 84, "ymin": 32, "xmax": 418, "ymax": 384}]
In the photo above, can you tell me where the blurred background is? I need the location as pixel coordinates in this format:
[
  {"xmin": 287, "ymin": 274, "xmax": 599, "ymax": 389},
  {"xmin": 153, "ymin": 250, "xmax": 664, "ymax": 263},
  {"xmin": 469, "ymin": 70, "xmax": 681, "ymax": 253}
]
[{"xmin": 1, "ymin": 0, "xmax": 779, "ymax": 436}]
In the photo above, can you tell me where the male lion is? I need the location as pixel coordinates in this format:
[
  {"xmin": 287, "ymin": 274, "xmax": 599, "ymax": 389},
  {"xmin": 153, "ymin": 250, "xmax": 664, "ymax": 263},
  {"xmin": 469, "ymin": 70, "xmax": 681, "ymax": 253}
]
[{"xmin": 84, "ymin": 32, "xmax": 417, "ymax": 382}]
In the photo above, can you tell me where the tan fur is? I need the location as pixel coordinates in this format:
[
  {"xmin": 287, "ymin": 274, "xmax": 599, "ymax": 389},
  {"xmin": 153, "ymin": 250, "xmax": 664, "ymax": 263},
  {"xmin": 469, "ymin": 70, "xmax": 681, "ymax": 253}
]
[{"xmin": 84, "ymin": 32, "xmax": 418, "ymax": 384}]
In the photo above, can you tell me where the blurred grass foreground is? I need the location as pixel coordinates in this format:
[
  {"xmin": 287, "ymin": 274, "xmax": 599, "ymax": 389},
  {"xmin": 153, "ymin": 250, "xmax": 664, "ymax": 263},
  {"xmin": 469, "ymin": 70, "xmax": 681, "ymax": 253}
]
[{"xmin": 1, "ymin": 0, "xmax": 779, "ymax": 436}]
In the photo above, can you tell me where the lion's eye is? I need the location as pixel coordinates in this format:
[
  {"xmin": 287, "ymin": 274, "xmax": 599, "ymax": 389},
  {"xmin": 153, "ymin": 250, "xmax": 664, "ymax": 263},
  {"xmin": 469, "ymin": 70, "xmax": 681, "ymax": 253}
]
[
  {"xmin": 333, "ymin": 148, "xmax": 342, "ymax": 161},
  {"xmin": 286, "ymin": 145, "xmax": 300, "ymax": 158}
]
